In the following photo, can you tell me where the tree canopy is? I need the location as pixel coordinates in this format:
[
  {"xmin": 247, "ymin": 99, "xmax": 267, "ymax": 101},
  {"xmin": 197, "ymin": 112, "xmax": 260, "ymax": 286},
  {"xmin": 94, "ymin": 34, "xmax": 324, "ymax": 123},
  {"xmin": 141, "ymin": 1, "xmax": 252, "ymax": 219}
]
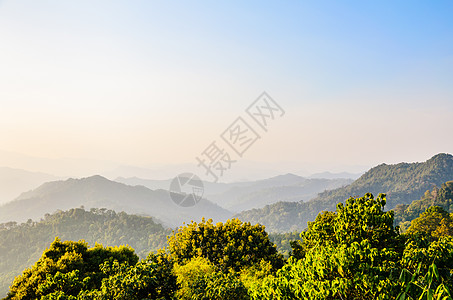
[
  {"xmin": 0, "ymin": 207, "xmax": 170, "ymax": 296},
  {"xmin": 4, "ymin": 194, "xmax": 453, "ymax": 299},
  {"xmin": 167, "ymin": 218, "xmax": 284, "ymax": 272}
]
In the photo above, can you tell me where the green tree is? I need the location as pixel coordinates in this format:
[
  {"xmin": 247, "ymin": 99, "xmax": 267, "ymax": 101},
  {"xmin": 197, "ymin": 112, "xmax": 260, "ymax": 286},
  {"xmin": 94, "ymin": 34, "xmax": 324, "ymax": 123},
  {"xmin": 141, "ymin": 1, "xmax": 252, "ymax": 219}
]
[
  {"xmin": 398, "ymin": 236, "xmax": 453, "ymax": 299},
  {"xmin": 173, "ymin": 256, "xmax": 248, "ymax": 300},
  {"xmin": 5, "ymin": 238, "xmax": 137, "ymax": 300},
  {"xmin": 249, "ymin": 194, "xmax": 403, "ymax": 299},
  {"xmin": 394, "ymin": 181, "xmax": 453, "ymax": 227},
  {"xmin": 167, "ymin": 218, "xmax": 283, "ymax": 272},
  {"xmin": 64, "ymin": 252, "xmax": 177, "ymax": 300},
  {"xmin": 0, "ymin": 207, "xmax": 170, "ymax": 296},
  {"xmin": 407, "ymin": 206, "xmax": 453, "ymax": 239},
  {"xmin": 173, "ymin": 256, "xmax": 215, "ymax": 300},
  {"xmin": 90, "ymin": 258, "xmax": 175, "ymax": 300}
]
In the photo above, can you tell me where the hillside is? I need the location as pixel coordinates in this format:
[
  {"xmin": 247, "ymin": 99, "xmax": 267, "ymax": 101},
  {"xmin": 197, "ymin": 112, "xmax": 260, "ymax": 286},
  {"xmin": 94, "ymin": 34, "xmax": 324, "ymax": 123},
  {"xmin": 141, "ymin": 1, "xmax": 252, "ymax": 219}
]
[
  {"xmin": 0, "ymin": 208, "xmax": 171, "ymax": 297},
  {"xmin": 393, "ymin": 180, "xmax": 453, "ymax": 228},
  {"xmin": 117, "ymin": 174, "xmax": 352, "ymax": 213},
  {"xmin": 235, "ymin": 153, "xmax": 453, "ymax": 232},
  {"xmin": 0, "ymin": 175, "xmax": 232, "ymax": 227},
  {"xmin": 210, "ymin": 176, "xmax": 352, "ymax": 212}
]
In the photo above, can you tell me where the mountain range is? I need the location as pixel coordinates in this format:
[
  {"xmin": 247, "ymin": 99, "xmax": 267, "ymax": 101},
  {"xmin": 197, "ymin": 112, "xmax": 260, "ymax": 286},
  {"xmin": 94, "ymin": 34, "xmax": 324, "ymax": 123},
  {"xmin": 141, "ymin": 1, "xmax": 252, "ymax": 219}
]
[
  {"xmin": 0, "ymin": 175, "xmax": 231, "ymax": 227},
  {"xmin": 2, "ymin": 154, "xmax": 452, "ymax": 233},
  {"xmin": 116, "ymin": 174, "xmax": 352, "ymax": 212},
  {"xmin": 0, "ymin": 172, "xmax": 352, "ymax": 226},
  {"xmin": 235, "ymin": 153, "xmax": 453, "ymax": 232}
]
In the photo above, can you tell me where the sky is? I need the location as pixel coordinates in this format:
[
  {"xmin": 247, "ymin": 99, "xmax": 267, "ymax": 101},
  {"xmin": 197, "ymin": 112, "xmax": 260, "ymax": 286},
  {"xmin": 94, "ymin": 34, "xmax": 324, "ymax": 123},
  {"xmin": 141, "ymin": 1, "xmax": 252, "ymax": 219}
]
[{"xmin": 0, "ymin": 1, "xmax": 452, "ymax": 180}]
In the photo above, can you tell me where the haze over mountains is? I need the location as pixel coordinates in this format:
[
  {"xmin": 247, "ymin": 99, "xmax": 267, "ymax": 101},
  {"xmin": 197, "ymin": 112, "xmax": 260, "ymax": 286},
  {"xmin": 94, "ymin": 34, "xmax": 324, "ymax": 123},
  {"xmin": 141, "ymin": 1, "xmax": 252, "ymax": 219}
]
[
  {"xmin": 0, "ymin": 149, "xmax": 366, "ymax": 183},
  {"xmin": 0, "ymin": 167, "xmax": 59, "ymax": 205},
  {"xmin": 0, "ymin": 176, "xmax": 231, "ymax": 227},
  {"xmin": 116, "ymin": 174, "xmax": 352, "ymax": 212},
  {"xmin": 0, "ymin": 172, "xmax": 352, "ymax": 226},
  {"xmin": 1, "ymin": 153, "xmax": 451, "ymax": 233},
  {"xmin": 308, "ymin": 171, "xmax": 362, "ymax": 180},
  {"xmin": 236, "ymin": 153, "xmax": 453, "ymax": 232}
]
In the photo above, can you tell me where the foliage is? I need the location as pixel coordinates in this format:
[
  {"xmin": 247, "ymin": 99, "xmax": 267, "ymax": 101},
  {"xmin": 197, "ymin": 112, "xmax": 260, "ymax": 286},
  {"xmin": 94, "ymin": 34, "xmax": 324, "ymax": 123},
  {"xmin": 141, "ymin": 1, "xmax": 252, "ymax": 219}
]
[
  {"xmin": 268, "ymin": 232, "xmax": 302, "ymax": 257},
  {"xmin": 172, "ymin": 256, "xmax": 249, "ymax": 300},
  {"xmin": 397, "ymin": 234, "xmax": 453, "ymax": 300},
  {"xmin": 204, "ymin": 270, "xmax": 249, "ymax": 300},
  {"xmin": 173, "ymin": 256, "xmax": 215, "ymax": 299},
  {"xmin": 406, "ymin": 206, "xmax": 453, "ymax": 238},
  {"xmin": 83, "ymin": 254, "xmax": 176, "ymax": 300},
  {"xmin": 248, "ymin": 193, "xmax": 403, "ymax": 299},
  {"xmin": 397, "ymin": 263, "xmax": 452, "ymax": 300},
  {"xmin": 5, "ymin": 190, "xmax": 453, "ymax": 299},
  {"xmin": 5, "ymin": 238, "xmax": 138, "ymax": 299},
  {"xmin": 0, "ymin": 207, "xmax": 170, "ymax": 296},
  {"xmin": 394, "ymin": 181, "xmax": 453, "ymax": 229},
  {"xmin": 167, "ymin": 218, "xmax": 284, "ymax": 272}
]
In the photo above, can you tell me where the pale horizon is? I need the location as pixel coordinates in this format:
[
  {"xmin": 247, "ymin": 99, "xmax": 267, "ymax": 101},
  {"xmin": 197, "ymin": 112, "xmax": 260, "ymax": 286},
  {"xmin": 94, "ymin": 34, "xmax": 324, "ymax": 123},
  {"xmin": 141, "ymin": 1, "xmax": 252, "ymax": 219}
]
[{"xmin": 1, "ymin": 1, "xmax": 452, "ymax": 182}]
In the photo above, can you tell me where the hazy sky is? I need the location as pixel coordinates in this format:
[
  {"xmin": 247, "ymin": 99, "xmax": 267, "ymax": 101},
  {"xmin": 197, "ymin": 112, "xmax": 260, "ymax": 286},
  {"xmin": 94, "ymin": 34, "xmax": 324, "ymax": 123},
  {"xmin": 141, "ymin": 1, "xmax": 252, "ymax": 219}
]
[{"xmin": 0, "ymin": 1, "xmax": 452, "ymax": 178}]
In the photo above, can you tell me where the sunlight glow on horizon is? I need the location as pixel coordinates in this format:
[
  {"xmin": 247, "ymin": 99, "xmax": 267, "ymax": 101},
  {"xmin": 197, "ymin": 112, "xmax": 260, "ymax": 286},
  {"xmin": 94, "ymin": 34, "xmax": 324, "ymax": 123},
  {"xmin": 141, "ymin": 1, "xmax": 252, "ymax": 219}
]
[{"xmin": 0, "ymin": 1, "xmax": 452, "ymax": 177}]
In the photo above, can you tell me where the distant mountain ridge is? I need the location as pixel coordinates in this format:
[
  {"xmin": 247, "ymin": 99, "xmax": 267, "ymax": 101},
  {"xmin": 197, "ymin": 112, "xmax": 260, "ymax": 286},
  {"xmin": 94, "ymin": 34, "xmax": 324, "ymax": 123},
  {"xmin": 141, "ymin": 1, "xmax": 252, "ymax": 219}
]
[
  {"xmin": 235, "ymin": 153, "xmax": 453, "ymax": 232},
  {"xmin": 117, "ymin": 173, "xmax": 352, "ymax": 212},
  {"xmin": 309, "ymin": 171, "xmax": 362, "ymax": 180},
  {"xmin": 0, "ymin": 175, "xmax": 232, "ymax": 227},
  {"xmin": 208, "ymin": 175, "xmax": 352, "ymax": 212}
]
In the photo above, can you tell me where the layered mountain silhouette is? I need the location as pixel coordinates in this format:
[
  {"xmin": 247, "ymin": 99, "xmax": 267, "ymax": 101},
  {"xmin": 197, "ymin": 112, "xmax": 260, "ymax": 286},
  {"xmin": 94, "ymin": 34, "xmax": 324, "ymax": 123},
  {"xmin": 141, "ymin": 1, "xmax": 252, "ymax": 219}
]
[
  {"xmin": 0, "ymin": 175, "xmax": 232, "ymax": 227},
  {"xmin": 2, "ymin": 154, "xmax": 452, "ymax": 233},
  {"xmin": 235, "ymin": 153, "xmax": 453, "ymax": 232},
  {"xmin": 117, "ymin": 174, "xmax": 352, "ymax": 212}
]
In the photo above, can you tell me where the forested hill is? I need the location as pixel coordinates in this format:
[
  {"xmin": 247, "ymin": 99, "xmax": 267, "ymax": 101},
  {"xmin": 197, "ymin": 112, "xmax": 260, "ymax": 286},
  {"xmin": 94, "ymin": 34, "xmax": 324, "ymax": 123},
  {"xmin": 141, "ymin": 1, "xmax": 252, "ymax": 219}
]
[
  {"xmin": 0, "ymin": 207, "xmax": 171, "ymax": 297},
  {"xmin": 235, "ymin": 153, "xmax": 453, "ymax": 232},
  {"xmin": 311, "ymin": 153, "xmax": 453, "ymax": 209},
  {"xmin": 394, "ymin": 180, "xmax": 453, "ymax": 228},
  {"xmin": 0, "ymin": 175, "xmax": 232, "ymax": 227}
]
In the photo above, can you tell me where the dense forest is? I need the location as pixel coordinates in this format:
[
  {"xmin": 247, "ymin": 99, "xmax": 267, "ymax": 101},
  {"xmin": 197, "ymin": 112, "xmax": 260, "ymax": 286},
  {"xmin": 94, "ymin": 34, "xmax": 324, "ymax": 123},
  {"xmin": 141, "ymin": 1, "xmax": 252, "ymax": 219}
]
[
  {"xmin": 0, "ymin": 207, "xmax": 299, "ymax": 297},
  {"xmin": 0, "ymin": 208, "xmax": 170, "ymax": 296},
  {"xmin": 236, "ymin": 153, "xmax": 453, "ymax": 232},
  {"xmin": 394, "ymin": 181, "xmax": 453, "ymax": 230},
  {"xmin": 4, "ymin": 193, "xmax": 453, "ymax": 299}
]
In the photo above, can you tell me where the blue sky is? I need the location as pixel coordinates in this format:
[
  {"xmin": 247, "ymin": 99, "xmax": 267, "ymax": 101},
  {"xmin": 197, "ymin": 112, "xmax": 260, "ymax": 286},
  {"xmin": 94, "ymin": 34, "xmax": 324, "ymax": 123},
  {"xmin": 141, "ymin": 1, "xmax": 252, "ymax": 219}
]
[{"xmin": 0, "ymin": 1, "xmax": 452, "ymax": 178}]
